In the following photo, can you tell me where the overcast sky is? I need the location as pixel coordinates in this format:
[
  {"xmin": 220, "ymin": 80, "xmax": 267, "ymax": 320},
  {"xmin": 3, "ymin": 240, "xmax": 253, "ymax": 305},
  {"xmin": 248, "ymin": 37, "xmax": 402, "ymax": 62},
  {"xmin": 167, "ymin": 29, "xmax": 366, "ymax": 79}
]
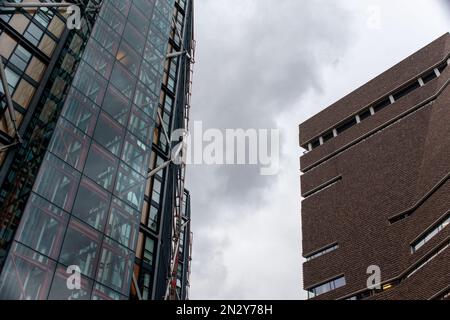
[{"xmin": 186, "ymin": 0, "xmax": 450, "ymax": 300}]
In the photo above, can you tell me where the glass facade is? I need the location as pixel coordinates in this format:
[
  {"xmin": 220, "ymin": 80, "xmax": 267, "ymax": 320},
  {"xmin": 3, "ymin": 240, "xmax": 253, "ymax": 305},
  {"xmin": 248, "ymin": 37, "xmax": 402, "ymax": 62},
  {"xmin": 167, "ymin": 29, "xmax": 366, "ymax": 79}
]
[{"xmin": 0, "ymin": 0, "xmax": 194, "ymax": 300}]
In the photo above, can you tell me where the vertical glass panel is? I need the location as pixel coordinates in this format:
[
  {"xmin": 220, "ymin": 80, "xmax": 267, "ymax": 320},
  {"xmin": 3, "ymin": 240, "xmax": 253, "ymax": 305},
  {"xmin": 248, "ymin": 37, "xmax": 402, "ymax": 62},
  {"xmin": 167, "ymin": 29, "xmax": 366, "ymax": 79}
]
[
  {"xmin": 133, "ymin": 82, "xmax": 158, "ymax": 118},
  {"xmin": 116, "ymin": 40, "xmax": 141, "ymax": 76},
  {"xmin": 62, "ymin": 88, "xmax": 100, "ymax": 137},
  {"xmin": 72, "ymin": 62, "xmax": 107, "ymax": 105},
  {"xmin": 143, "ymin": 237, "xmax": 154, "ymax": 266},
  {"xmin": 127, "ymin": 4, "xmax": 150, "ymax": 35},
  {"xmin": 100, "ymin": 4, "xmax": 126, "ymax": 35},
  {"xmin": 123, "ymin": 22, "xmax": 145, "ymax": 54},
  {"xmin": 143, "ymin": 42, "xmax": 164, "ymax": 71},
  {"xmin": 148, "ymin": 203, "xmax": 159, "ymax": 232},
  {"xmin": 102, "ymin": 85, "xmax": 131, "ymax": 126},
  {"xmin": 49, "ymin": 118, "xmax": 90, "ymax": 172},
  {"xmin": 106, "ymin": 197, "xmax": 140, "ymax": 250},
  {"xmin": 0, "ymin": 242, "xmax": 56, "ymax": 300},
  {"xmin": 121, "ymin": 132, "xmax": 150, "ymax": 175},
  {"xmin": 84, "ymin": 143, "xmax": 119, "ymax": 192},
  {"xmin": 59, "ymin": 218, "xmax": 101, "ymax": 279},
  {"xmin": 110, "ymin": 62, "xmax": 137, "ymax": 99},
  {"xmin": 139, "ymin": 60, "xmax": 160, "ymax": 93},
  {"xmin": 34, "ymin": 153, "xmax": 81, "ymax": 212},
  {"xmin": 83, "ymin": 39, "xmax": 115, "ymax": 79},
  {"xmin": 96, "ymin": 237, "xmax": 134, "ymax": 295},
  {"xmin": 72, "ymin": 177, "xmax": 111, "ymax": 232},
  {"xmin": 114, "ymin": 162, "xmax": 146, "ymax": 210},
  {"xmin": 15, "ymin": 194, "xmax": 69, "ymax": 260},
  {"xmin": 91, "ymin": 20, "xmax": 120, "ymax": 56},
  {"xmin": 93, "ymin": 112, "xmax": 125, "ymax": 157},
  {"xmin": 48, "ymin": 264, "xmax": 93, "ymax": 300},
  {"xmin": 110, "ymin": 0, "xmax": 131, "ymax": 16},
  {"xmin": 91, "ymin": 282, "xmax": 126, "ymax": 300}
]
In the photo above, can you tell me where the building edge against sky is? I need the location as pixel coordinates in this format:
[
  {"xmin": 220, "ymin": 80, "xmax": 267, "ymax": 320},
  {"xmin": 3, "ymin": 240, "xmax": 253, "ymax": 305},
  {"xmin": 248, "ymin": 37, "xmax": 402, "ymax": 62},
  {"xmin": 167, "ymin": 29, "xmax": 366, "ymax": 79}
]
[
  {"xmin": 0, "ymin": 0, "xmax": 194, "ymax": 300},
  {"xmin": 299, "ymin": 33, "xmax": 450, "ymax": 300}
]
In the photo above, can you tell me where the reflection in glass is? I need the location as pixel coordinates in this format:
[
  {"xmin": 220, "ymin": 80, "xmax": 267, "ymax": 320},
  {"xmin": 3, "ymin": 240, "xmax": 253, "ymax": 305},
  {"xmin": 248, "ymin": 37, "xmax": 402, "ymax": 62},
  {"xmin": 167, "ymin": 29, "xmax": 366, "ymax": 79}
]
[
  {"xmin": 59, "ymin": 218, "xmax": 101, "ymax": 278},
  {"xmin": 73, "ymin": 177, "xmax": 111, "ymax": 232},
  {"xmin": 96, "ymin": 237, "xmax": 134, "ymax": 295},
  {"xmin": 105, "ymin": 197, "xmax": 140, "ymax": 250},
  {"xmin": 34, "ymin": 153, "xmax": 81, "ymax": 212},
  {"xmin": 114, "ymin": 162, "xmax": 146, "ymax": 210},
  {"xmin": 93, "ymin": 112, "xmax": 124, "ymax": 156},
  {"xmin": 84, "ymin": 143, "xmax": 118, "ymax": 192},
  {"xmin": 48, "ymin": 264, "xmax": 93, "ymax": 300},
  {"xmin": 0, "ymin": 242, "xmax": 56, "ymax": 300},
  {"xmin": 15, "ymin": 194, "xmax": 69, "ymax": 260}
]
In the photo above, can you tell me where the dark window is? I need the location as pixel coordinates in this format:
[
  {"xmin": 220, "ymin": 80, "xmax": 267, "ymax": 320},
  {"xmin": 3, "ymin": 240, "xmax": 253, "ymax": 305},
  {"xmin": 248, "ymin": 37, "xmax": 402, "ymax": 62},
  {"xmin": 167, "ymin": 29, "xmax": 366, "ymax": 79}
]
[
  {"xmin": 93, "ymin": 112, "xmax": 125, "ymax": 156},
  {"xmin": 373, "ymin": 98, "xmax": 391, "ymax": 113},
  {"xmin": 336, "ymin": 118, "xmax": 357, "ymax": 134},
  {"xmin": 393, "ymin": 81, "xmax": 421, "ymax": 101},
  {"xmin": 359, "ymin": 109, "xmax": 372, "ymax": 121},
  {"xmin": 311, "ymin": 139, "xmax": 320, "ymax": 149},
  {"xmin": 422, "ymin": 70, "xmax": 437, "ymax": 84},
  {"xmin": 322, "ymin": 131, "xmax": 334, "ymax": 143},
  {"xmin": 84, "ymin": 143, "xmax": 119, "ymax": 192}
]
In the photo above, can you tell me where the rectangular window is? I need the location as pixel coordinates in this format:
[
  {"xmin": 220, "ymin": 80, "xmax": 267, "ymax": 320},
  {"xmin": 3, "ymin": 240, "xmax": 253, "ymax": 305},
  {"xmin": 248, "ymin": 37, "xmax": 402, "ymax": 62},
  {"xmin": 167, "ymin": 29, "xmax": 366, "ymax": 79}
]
[
  {"xmin": 33, "ymin": 153, "xmax": 81, "ymax": 212},
  {"xmin": 49, "ymin": 118, "xmax": 90, "ymax": 172},
  {"xmin": 48, "ymin": 264, "xmax": 93, "ymax": 300},
  {"xmin": 114, "ymin": 162, "xmax": 146, "ymax": 210},
  {"xmin": 121, "ymin": 132, "xmax": 150, "ymax": 176},
  {"xmin": 393, "ymin": 81, "xmax": 421, "ymax": 101},
  {"xmin": 15, "ymin": 194, "xmax": 69, "ymax": 260},
  {"xmin": 411, "ymin": 213, "xmax": 450, "ymax": 253},
  {"xmin": 96, "ymin": 237, "xmax": 134, "ymax": 295},
  {"xmin": 336, "ymin": 118, "xmax": 357, "ymax": 134},
  {"xmin": 62, "ymin": 88, "xmax": 100, "ymax": 137},
  {"xmin": 105, "ymin": 197, "xmax": 140, "ymax": 250},
  {"xmin": 84, "ymin": 143, "xmax": 119, "ymax": 192},
  {"xmin": 72, "ymin": 177, "xmax": 111, "ymax": 232},
  {"xmin": 93, "ymin": 112, "xmax": 125, "ymax": 157},
  {"xmin": 59, "ymin": 218, "xmax": 102, "ymax": 278},
  {"xmin": 306, "ymin": 244, "xmax": 339, "ymax": 262},
  {"xmin": 102, "ymin": 85, "xmax": 131, "ymax": 126},
  {"xmin": 307, "ymin": 276, "xmax": 346, "ymax": 299}
]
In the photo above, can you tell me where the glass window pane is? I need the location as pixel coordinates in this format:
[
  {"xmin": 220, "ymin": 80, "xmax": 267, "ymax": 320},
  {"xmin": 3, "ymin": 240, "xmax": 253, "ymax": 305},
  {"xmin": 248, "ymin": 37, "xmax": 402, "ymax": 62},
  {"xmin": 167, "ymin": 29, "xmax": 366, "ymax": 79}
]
[
  {"xmin": 33, "ymin": 153, "xmax": 81, "ymax": 212},
  {"xmin": 114, "ymin": 162, "xmax": 146, "ymax": 210},
  {"xmin": 133, "ymin": 82, "xmax": 158, "ymax": 118},
  {"xmin": 0, "ymin": 242, "xmax": 56, "ymax": 300},
  {"xmin": 91, "ymin": 282, "xmax": 126, "ymax": 300},
  {"xmin": 48, "ymin": 264, "xmax": 93, "ymax": 300},
  {"xmin": 83, "ymin": 39, "xmax": 115, "ymax": 79},
  {"xmin": 105, "ymin": 197, "xmax": 140, "ymax": 250},
  {"xmin": 49, "ymin": 118, "xmax": 90, "ymax": 171},
  {"xmin": 127, "ymin": 105, "xmax": 154, "ymax": 146},
  {"xmin": 84, "ymin": 143, "xmax": 119, "ymax": 192},
  {"xmin": 91, "ymin": 20, "xmax": 120, "ymax": 56},
  {"xmin": 110, "ymin": 62, "xmax": 137, "ymax": 99},
  {"xmin": 15, "ymin": 194, "xmax": 69, "ymax": 260},
  {"xmin": 72, "ymin": 177, "xmax": 111, "ymax": 232},
  {"xmin": 96, "ymin": 237, "xmax": 134, "ymax": 295},
  {"xmin": 102, "ymin": 85, "xmax": 131, "ymax": 126},
  {"xmin": 93, "ymin": 112, "xmax": 125, "ymax": 156},
  {"xmin": 101, "ymin": 4, "xmax": 126, "ymax": 35},
  {"xmin": 116, "ymin": 40, "xmax": 140, "ymax": 76},
  {"xmin": 121, "ymin": 132, "xmax": 150, "ymax": 175},
  {"xmin": 72, "ymin": 62, "xmax": 107, "ymax": 105},
  {"xmin": 122, "ymin": 21, "xmax": 145, "ymax": 54},
  {"xmin": 62, "ymin": 88, "xmax": 100, "ymax": 137},
  {"xmin": 59, "ymin": 218, "xmax": 101, "ymax": 278}
]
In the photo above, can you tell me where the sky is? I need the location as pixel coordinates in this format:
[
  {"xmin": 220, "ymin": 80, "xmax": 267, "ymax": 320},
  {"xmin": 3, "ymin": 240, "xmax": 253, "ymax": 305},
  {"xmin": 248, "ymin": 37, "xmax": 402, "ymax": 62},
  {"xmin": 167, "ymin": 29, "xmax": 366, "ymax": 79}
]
[{"xmin": 186, "ymin": 0, "xmax": 450, "ymax": 300}]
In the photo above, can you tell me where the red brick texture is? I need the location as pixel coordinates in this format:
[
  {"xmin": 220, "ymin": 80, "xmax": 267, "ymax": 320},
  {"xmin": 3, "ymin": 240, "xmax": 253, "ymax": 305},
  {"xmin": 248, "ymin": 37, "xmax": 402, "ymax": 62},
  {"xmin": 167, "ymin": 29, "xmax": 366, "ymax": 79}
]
[{"xmin": 300, "ymin": 33, "xmax": 450, "ymax": 300}]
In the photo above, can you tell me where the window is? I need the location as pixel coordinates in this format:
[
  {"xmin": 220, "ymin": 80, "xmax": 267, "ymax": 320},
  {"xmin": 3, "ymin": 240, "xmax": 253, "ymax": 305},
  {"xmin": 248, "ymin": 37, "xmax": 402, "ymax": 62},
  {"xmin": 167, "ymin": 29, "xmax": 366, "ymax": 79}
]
[
  {"xmin": 102, "ymin": 85, "xmax": 131, "ymax": 126},
  {"xmin": 306, "ymin": 244, "xmax": 339, "ymax": 262},
  {"xmin": 59, "ymin": 218, "xmax": 102, "ymax": 278},
  {"xmin": 24, "ymin": 22, "xmax": 44, "ymax": 46},
  {"xmin": 83, "ymin": 39, "xmax": 115, "ymax": 79},
  {"xmin": 122, "ymin": 21, "xmax": 145, "ymax": 54},
  {"xmin": 143, "ymin": 237, "xmax": 155, "ymax": 267},
  {"xmin": 84, "ymin": 143, "xmax": 119, "ymax": 192},
  {"xmin": 393, "ymin": 81, "xmax": 421, "ymax": 101},
  {"xmin": 9, "ymin": 45, "xmax": 32, "ymax": 72},
  {"xmin": 34, "ymin": 153, "xmax": 81, "ymax": 212},
  {"xmin": 48, "ymin": 264, "xmax": 93, "ymax": 300},
  {"xmin": 93, "ymin": 112, "xmax": 125, "ymax": 157},
  {"xmin": 133, "ymin": 82, "xmax": 158, "ymax": 117},
  {"xmin": 73, "ymin": 62, "xmax": 107, "ymax": 105},
  {"xmin": 411, "ymin": 213, "xmax": 450, "ymax": 253},
  {"xmin": 336, "ymin": 118, "xmax": 357, "ymax": 134},
  {"xmin": 114, "ymin": 162, "xmax": 146, "ymax": 210},
  {"xmin": 110, "ymin": 62, "xmax": 137, "ymax": 99},
  {"xmin": 322, "ymin": 131, "xmax": 334, "ymax": 143},
  {"xmin": 62, "ymin": 88, "xmax": 100, "ymax": 137},
  {"xmin": 128, "ymin": 104, "xmax": 155, "ymax": 145},
  {"xmin": 96, "ymin": 237, "xmax": 134, "ymax": 295},
  {"xmin": 311, "ymin": 138, "xmax": 320, "ymax": 149},
  {"xmin": 91, "ymin": 20, "xmax": 120, "ymax": 56},
  {"xmin": 15, "ymin": 194, "xmax": 69, "ymax": 260},
  {"xmin": 0, "ymin": 242, "xmax": 56, "ymax": 300},
  {"xmin": 359, "ymin": 109, "xmax": 372, "ymax": 121},
  {"xmin": 121, "ymin": 132, "xmax": 150, "ymax": 175},
  {"xmin": 422, "ymin": 70, "xmax": 437, "ymax": 84},
  {"xmin": 105, "ymin": 197, "xmax": 140, "ymax": 250},
  {"xmin": 307, "ymin": 276, "xmax": 346, "ymax": 299},
  {"xmin": 101, "ymin": 4, "xmax": 126, "ymax": 35},
  {"xmin": 92, "ymin": 283, "xmax": 126, "ymax": 300},
  {"xmin": 49, "ymin": 118, "xmax": 90, "ymax": 171},
  {"xmin": 72, "ymin": 177, "xmax": 111, "ymax": 232},
  {"xmin": 116, "ymin": 40, "xmax": 141, "ymax": 76}
]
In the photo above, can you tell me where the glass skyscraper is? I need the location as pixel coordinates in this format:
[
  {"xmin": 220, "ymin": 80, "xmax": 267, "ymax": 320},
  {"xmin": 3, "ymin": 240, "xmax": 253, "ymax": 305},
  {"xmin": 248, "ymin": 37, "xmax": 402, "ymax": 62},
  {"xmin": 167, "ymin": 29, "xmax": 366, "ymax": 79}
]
[{"xmin": 0, "ymin": 0, "xmax": 194, "ymax": 300}]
